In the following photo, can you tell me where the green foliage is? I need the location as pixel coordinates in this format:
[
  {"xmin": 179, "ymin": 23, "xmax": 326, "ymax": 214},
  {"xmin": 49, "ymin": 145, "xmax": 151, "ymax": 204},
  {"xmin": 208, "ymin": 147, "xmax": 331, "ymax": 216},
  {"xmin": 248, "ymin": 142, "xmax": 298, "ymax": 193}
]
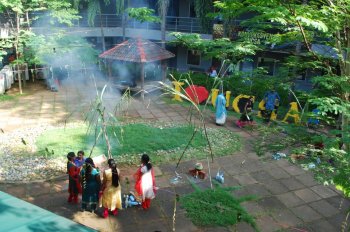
[
  {"xmin": 87, "ymin": 0, "xmax": 100, "ymax": 26},
  {"xmin": 115, "ymin": 0, "xmax": 124, "ymax": 15},
  {"xmin": 180, "ymin": 186, "xmax": 258, "ymax": 230},
  {"xmin": 334, "ymin": 162, "xmax": 350, "ymax": 198},
  {"xmin": 312, "ymin": 75, "xmax": 350, "ymax": 98},
  {"xmin": 290, "ymin": 145, "xmax": 350, "ymax": 196},
  {"xmin": 26, "ymin": 33, "xmax": 98, "ymax": 65},
  {"xmin": 46, "ymin": 1, "xmax": 80, "ymax": 26},
  {"xmin": 211, "ymin": 0, "xmax": 350, "ymax": 200},
  {"xmin": 0, "ymin": 94, "xmax": 15, "ymax": 102},
  {"xmin": 170, "ymin": 32, "xmax": 258, "ymax": 63},
  {"xmin": 0, "ymin": 0, "xmax": 80, "ymax": 64},
  {"xmin": 73, "ymin": 0, "xmax": 111, "ymax": 26},
  {"xmin": 127, "ymin": 7, "xmax": 161, "ymax": 23},
  {"xmin": 193, "ymin": 0, "xmax": 213, "ymax": 33},
  {"xmin": 170, "ymin": 70, "xmax": 215, "ymax": 91}
]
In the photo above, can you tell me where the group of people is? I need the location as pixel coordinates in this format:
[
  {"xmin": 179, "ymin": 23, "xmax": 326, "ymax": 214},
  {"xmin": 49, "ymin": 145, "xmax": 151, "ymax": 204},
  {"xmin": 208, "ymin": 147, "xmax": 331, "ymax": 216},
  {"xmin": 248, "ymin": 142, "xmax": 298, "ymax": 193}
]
[
  {"xmin": 66, "ymin": 151, "xmax": 156, "ymax": 218},
  {"xmin": 236, "ymin": 89, "xmax": 281, "ymax": 127}
]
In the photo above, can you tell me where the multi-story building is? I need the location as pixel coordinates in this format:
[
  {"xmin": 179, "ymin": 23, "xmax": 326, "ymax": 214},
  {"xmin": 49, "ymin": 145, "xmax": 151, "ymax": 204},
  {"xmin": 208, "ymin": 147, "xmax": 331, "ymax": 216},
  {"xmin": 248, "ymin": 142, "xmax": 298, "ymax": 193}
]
[{"xmin": 0, "ymin": 0, "xmax": 314, "ymax": 89}]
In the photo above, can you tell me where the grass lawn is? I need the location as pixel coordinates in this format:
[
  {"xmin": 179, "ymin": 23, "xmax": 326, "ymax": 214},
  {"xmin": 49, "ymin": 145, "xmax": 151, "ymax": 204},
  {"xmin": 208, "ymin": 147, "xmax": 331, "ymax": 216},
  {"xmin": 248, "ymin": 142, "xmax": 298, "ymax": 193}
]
[
  {"xmin": 35, "ymin": 122, "xmax": 241, "ymax": 165},
  {"xmin": 0, "ymin": 92, "xmax": 28, "ymax": 103},
  {"xmin": 0, "ymin": 94, "xmax": 16, "ymax": 102}
]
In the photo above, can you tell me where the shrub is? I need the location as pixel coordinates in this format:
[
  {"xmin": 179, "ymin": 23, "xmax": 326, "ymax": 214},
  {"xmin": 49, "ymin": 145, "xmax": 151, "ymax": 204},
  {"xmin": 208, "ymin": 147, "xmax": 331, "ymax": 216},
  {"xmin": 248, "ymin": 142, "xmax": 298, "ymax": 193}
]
[{"xmin": 180, "ymin": 185, "xmax": 258, "ymax": 230}]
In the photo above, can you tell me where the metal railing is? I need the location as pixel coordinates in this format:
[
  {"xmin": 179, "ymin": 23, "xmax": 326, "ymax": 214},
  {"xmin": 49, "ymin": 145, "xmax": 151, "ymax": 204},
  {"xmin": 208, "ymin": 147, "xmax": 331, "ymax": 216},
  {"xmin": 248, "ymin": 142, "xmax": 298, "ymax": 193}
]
[
  {"xmin": 25, "ymin": 13, "xmax": 208, "ymax": 34},
  {"xmin": 75, "ymin": 14, "xmax": 205, "ymax": 33}
]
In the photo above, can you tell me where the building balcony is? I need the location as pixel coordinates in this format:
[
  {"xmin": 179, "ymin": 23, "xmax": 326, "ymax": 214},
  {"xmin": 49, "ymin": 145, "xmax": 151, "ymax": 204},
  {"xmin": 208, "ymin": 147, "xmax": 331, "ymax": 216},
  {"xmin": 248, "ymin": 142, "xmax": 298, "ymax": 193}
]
[
  {"xmin": 73, "ymin": 14, "xmax": 206, "ymax": 34},
  {"xmin": 27, "ymin": 13, "xmax": 212, "ymax": 41}
]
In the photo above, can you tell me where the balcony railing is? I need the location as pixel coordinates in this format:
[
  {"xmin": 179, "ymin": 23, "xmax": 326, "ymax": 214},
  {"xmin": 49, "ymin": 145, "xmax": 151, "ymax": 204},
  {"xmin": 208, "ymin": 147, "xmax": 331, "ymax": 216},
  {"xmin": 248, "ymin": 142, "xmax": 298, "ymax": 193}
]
[
  {"xmin": 0, "ymin": 12, "xmax": 210, "ymax": 34},
  {"xmin": 23, "ymin": 13, "xmax": 207, "ymax": 34},
  {"xmin": 74, "ymin": 14, "xmax": 206, "ymax": 34}
]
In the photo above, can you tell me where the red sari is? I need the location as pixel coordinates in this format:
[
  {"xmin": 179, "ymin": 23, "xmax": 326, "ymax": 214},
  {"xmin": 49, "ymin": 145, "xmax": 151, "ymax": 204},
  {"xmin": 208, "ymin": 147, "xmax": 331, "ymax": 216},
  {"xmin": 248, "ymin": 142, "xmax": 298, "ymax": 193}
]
[
  {"xmin": 134, "ymin": 165, "xmax": 156, "ymax": 209},
  {"xmin": 67, "ymin": 162, "xmax": 82, "ymax": 202}
]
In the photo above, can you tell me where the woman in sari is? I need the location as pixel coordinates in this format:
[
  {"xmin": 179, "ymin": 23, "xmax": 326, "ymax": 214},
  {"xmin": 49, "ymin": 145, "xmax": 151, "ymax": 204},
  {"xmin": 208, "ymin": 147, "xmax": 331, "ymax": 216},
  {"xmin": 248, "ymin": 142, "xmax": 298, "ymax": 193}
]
[
  {"xmin": 100, "ymin": 158, "xmax": 122, "ymax": 218},
  {"xmin": 215, "ymin": 93, "xmax": 227, "ymax": 126},
  {"xmin": 134, "ymin": 154, "xmax": 156, "ymax": 210},
  {"xmin": 80, "ymin": 158, "xmax": 101, "ymax": 212},
  {"xmin": 67, "ymin": 152, "xmax": 81, "ymax": 204}
]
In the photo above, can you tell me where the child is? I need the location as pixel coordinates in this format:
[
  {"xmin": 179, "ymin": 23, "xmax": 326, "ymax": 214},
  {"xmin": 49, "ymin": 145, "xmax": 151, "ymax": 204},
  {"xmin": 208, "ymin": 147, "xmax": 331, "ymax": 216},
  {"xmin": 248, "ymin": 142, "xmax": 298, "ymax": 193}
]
[
  {"xmin": 74, "ymin": 150, "xmax": 86, "ymax": 169},
  {"xmin": 67, "ymin": 152, "xmax": 82, "ymax": 203},
  {"xmin": 236, "ymin": 96, "xmax": 254, "ymax": 128},
  {"xmin": 134, "ymin": 154, "xmax": 156, "ymax": 210}
]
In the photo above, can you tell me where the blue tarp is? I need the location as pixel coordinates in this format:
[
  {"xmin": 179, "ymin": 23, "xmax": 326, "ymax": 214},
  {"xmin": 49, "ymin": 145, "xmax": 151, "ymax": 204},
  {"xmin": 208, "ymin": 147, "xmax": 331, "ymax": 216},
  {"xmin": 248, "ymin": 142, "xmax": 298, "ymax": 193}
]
[{"xmin": 0, "ymin": 191, "xmax": 96, "ymax": 232}]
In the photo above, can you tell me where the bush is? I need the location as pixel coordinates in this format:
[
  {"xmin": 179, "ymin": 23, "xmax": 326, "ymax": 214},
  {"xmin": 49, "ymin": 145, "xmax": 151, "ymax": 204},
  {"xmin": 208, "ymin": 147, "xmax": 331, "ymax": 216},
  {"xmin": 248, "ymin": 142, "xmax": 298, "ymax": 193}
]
[
  {"xmin": 180, "ymin": 186, "xmax": 258, "ymax": 230},
  {"xmin": 169, "ymin": 70, "xmax": 216, "ymax": 90}
]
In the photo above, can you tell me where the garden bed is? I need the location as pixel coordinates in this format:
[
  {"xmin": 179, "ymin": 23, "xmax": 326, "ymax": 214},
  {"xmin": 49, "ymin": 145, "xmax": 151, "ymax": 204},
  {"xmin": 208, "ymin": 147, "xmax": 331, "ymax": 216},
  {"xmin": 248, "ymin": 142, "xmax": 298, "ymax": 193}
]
[{"xmin": 0, "ymin": 121, "xmax": 241, "ymax": 182}]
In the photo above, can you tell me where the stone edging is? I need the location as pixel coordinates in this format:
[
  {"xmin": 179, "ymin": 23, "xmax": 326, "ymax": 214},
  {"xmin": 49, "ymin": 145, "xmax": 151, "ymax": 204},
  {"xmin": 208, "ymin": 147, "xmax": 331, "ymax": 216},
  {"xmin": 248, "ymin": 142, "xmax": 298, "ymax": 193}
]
[{"xmin": 0, "ymin": 173, "xmax": 67, "ymax": 184}]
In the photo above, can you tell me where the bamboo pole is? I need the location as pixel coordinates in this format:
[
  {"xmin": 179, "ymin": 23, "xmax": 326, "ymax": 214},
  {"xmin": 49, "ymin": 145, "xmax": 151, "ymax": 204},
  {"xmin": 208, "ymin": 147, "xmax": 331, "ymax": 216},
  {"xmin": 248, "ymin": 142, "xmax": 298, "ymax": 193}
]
[{"xmin": 141, "ymin": 63, "xmax": 145, "ymax": 100}]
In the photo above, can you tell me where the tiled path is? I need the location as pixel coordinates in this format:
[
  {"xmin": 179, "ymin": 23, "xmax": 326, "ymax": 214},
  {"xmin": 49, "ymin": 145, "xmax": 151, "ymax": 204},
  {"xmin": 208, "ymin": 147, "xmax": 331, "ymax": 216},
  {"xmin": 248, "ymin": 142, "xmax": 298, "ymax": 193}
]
[{"xmin": 0, "ymin": 81, "xmax": 349, "ymax": 232}]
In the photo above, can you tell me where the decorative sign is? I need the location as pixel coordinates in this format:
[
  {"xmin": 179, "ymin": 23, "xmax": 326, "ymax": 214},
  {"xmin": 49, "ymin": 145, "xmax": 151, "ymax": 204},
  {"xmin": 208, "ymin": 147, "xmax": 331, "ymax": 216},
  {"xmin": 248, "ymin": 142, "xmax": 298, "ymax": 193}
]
[{"xmin": 237, "ymin": 31, "xmax": 273, "ymax": 44}]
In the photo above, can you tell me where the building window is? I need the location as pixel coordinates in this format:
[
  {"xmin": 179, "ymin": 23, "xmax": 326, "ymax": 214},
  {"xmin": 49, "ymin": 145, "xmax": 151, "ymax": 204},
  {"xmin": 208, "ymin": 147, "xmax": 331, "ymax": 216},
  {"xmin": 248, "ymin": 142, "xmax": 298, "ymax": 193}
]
[
  {"xmin": 187, "ymin": 50, "xmax": 201, "ymax": 66},
  {"xmin": 258, "ymin": 57, "xmax": 276, "ymax": 75},
  {"xmin": 189, "ymin": 2, "xmax": 196, "ymax": 17}
]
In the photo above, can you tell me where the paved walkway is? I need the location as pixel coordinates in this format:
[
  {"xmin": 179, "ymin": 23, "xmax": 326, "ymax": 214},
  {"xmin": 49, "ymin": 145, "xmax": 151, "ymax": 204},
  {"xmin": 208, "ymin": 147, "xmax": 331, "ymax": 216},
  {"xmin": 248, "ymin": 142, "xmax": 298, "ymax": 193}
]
[{"xmin": 0, "ymin": 81, "xmax": 349, "ymax": 232}]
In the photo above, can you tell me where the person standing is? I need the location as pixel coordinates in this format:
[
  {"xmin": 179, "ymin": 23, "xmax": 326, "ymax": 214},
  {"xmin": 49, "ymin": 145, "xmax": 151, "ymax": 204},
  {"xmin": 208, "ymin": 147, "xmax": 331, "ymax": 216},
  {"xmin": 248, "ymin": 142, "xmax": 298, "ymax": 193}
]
[
  {"xmin": 236, "ymin": 96, "xmax": 254, "ymax": 127},
  {"xmin": 134, "ymin": 154, "xmax": 156, "ymax": 210},
  {"xmin": 74, "ymin": 150, "xmax": 86, "ymax": 169},
  {"xmin": 215, "ymin": 92, "xmax": 227, "ymax": 125},
  {"xmin": 80, "ymin": 158, "xmax": 101, "ymax": 212},
  {"xmin": 100, "ymin": 158, "xmax": 122, "ymax": 218},
  {"xmin": 67, "ymin": 152, "xmax": 81, "ymax": 204},
  {"xmin": 263, "ymin": 89, "xmax": 280, "ymax": 123}
]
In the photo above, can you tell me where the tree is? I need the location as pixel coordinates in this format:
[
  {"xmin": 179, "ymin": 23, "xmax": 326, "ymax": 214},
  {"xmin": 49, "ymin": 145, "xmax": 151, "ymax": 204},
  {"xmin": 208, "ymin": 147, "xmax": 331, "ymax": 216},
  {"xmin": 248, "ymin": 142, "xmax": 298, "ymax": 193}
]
[
  {"xmin": 157, "ymin": 0, "xmax": 169, "ymax": 82},
  {"xmin": 194, "ymin": 0, "xmax": 213, "ymax": 33},
  {"xmin": 170, "ymin": 32, "xmax": 258, "ymax": 64},
  {"xmin": 71, "ymin": 0, "xmax": 113, "ymax": 52},
  {"xmin": 214, "ymin": 0, "xmax": 350, "ymax": 148},
  {"xmin": 212, "ymin": 0, "xmax": 350, "ymax": 197},
  {"xmin": 0, "ymin": 0, "xmax": 80, "ymax": 93}
]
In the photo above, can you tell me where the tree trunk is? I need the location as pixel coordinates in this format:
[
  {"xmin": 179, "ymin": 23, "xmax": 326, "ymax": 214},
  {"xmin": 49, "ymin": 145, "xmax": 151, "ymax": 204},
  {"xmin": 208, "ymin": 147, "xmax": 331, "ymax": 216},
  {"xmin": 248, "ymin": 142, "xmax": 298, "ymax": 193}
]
[
  {"xmin": 159, "ymin": 0, "xmax": 169, "ymax": 82},
  {"xmin": 122, "ymin": 0, "xmax": 129, "ymax": 41},
  {"xmin": 122, "ymin": 13, "xmax": 126, "ymax": 41},
  {"xmin": 99, "ymin": 11, "xmax": 106, "ymax": 52},
  {"xmin": 340, "ymin": 23, "xmax": 350, "ymax": 152},
  {"xmin": 15, "ymin": 13, "xmax": 22, "ymax": 94},
  {"xmin": 141, "ymin": 63, "xmax": 145, "ymax": 100}
]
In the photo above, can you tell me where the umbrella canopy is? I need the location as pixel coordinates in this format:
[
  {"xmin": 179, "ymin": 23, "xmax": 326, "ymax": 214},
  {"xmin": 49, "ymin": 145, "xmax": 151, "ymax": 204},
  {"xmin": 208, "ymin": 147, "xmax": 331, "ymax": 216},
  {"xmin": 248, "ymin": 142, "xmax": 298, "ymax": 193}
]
[
  {"xmin": 185, "ymin": 85, "xmax": 209, "ymax": 104},
  {"xmin": 99, "ymin": 38, "xmax": 175, "ymax": 63}
]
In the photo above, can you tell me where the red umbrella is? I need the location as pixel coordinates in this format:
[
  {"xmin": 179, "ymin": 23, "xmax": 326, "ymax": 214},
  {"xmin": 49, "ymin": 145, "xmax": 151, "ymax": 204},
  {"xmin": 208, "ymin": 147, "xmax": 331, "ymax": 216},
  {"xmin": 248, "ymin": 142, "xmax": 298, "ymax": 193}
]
[{"xmin": 185, "ymin": 85, "xmax": 209, "ymax": 104}]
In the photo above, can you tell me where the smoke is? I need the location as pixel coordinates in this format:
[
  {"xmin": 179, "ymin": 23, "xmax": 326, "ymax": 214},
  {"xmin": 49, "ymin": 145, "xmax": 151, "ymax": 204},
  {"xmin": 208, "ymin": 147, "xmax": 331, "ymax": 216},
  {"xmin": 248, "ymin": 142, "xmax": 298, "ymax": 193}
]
[
  {"xmin": 30, "ymin": 12, "xmax": 121, "ymax": 113},
  {"xmin": 29, "ymin": 0, "xmax": 165, "ymax": 103}
]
